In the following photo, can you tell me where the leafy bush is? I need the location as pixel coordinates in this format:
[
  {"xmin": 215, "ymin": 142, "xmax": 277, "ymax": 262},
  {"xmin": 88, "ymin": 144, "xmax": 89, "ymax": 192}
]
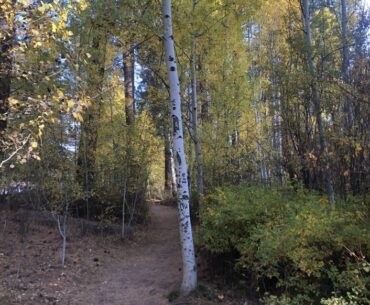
[{"xmin": 198, "ymin": 185, "xmax": 370, "ymax": 304}]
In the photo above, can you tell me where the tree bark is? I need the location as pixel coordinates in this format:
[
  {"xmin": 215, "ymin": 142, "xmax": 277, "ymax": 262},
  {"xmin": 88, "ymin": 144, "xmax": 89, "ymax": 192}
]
[
  {"xmin": 162, "ymin": 0, "xmax": 197, "ymax": 295},
  {"xmin": 341, "ymin": 0, "xmax": 353, "ymax": 130},
  {"xmin": 76, "ymin": 33, "xmax": 107, "ymax": 215},
  {"xmin": 270, "ymin": 51, "xmax": 284, "ymax": 186},
  {"xmin": 123, "ymin": 47, "xmax": 135, "ymax": 125},
  {"xmin": 170, "ymin": 144, "xmax": 178, "ymax": 196},
  {"xmin": 200, "ymin": 81, "xmax": 211, "ymax": 122},
  {"xmin": 164, "ymin": 133, "xmax": 172, "ymax": 192},
  {"xmin": 190, "ymin": 40, "xmax": 204, "ymax": 199},
  {"xmin": 122, "ymin": 45, "xmax": 136, "ymax": 238},
  {"xmin": 302, "ymin": 0, "xmax": 335, "ymax": 203},
  {"xmin": 272, "ymin": 88, "xmax": 284, "ymax": 186}
]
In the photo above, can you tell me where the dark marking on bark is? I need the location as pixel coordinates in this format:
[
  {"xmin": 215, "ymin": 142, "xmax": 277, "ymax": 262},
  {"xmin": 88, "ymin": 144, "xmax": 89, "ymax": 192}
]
[
  {"xmin": 170, "ymin": 66, "xmax": 176, "ymax": 71},
  {"xmin": 169, "ymin": 56, "xmax": 174, "ymax": 62},
  {"xmin": 165, "ymin": 14, "xmax": 170, "ymax": 18},
  {"xmin": 181, "ymin": 173, "xmax": 187, "ymax": 182},
  {"xmin": 172, "ymin": 115, "xmax": 179, "ymax": 133},
  {"xmin": 176, "ymin": 152, "xmax": 182, "ymax": 166}
]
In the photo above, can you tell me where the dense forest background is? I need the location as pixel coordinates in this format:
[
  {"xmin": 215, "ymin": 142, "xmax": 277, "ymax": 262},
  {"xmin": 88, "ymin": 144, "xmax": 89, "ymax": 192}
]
[{"xmin": 0, "ymin": 0, "xmax": 369, "ymax": 304}]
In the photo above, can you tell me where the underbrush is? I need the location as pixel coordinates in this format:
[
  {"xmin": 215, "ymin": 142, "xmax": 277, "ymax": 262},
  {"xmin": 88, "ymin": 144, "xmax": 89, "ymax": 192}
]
[{"xmin": 197, "ymin": 185, "xmax": 370, "ymax": 304}]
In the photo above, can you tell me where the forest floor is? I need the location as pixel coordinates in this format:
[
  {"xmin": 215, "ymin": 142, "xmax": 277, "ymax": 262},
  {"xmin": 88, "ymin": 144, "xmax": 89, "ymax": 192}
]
[{"xmin": 0, "ymin": 204, "xmax": 243, "ymax": 305}]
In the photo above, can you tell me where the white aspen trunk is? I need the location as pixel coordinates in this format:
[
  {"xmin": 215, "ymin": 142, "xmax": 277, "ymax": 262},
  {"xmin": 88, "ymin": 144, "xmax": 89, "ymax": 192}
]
[
  {"xmin": 190, "ymin": 40, "xmax": 204, "ymax": 199},
  {"xmin": 164, "ymin": 133, "xmax": 172, "ymax": 192},
  {"xmin": 61, "ymin": 229, "xmax": 66, "ymax": 267},
  {"xmin": 56, "ymin": 208, "xmax": 68, "ymax": 267},
  {"xmin": 170, "ymin": 146, "xmax": 178, "ymax": 195},
  {"xmin": 253, "ymin": 77, "xmax": 269, "ymax": 186},
  {"xmin": 121, "ymin": 182, "xmax": 126, "ymax": 239},
  {"xmin": 272, "ymin": 76, "xmax": 284, "ymax": 186},
  {"xmin": 302, "ymin": 0, "xmax": 335, "ymax": 204},
  {"xmin": 187, "ymin": 126, "xmax": 192, "ymax": 196},
  {"xmin": 162, "ymin": 0, "xmax": 197, "ymax": 295}
]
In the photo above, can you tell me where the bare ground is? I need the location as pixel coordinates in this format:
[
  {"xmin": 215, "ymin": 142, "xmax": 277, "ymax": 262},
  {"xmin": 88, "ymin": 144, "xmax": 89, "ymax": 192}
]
[
  {"xmin": 0, "ymin": 205, "xmax": 182, "ymax": 305},
  {"xmin": 0, "ymin": 204, "xmax": 245, "ymax": 305}
]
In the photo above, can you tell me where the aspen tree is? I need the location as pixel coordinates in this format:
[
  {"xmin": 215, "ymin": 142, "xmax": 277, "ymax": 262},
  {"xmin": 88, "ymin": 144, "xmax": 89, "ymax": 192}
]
[
  {"xmin": 301, "ymin": 0, "xmax": 335, "ymax": 203},
  {"xmin": 162, "ymin": 0, "xmax": 197, "ymax": 294}
]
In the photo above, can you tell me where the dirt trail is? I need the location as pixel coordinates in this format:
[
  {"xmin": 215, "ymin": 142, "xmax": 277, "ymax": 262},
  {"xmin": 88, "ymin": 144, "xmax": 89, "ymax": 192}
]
[
  {"xmin": 70, "ymin": 204, "xmax": 182, "ymax": 305},
  {"xmin": 1, "ymin": 204, "xmax": 182, "ymax": 305}
]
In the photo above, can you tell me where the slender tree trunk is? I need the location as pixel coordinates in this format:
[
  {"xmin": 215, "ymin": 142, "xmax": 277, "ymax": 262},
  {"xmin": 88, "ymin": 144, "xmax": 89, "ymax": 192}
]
[
  {"xmin": 253, "ymin": 77, "xmax": 269, "ymax": 186},
  {"xmin": 302, "ymin": 0, "xmax": 335, "ymax": 203},
  {"xmin": 164, "ymin": 129, "xmax": 178, "ymax": 196},
  {"xmin": 162, "ymin": 0, "xmax": 197, "ymax": 294},
  {"xmin": 190, "ymin": 40, "xmax": 204, "ymax": 199},
  {"xmin": 170, "ymin": 145, "xmax": 177, "ymax": 196},
  {"xmin": 341, "ymin": 0, "xmax": 353, "ymax": 130},
  {"xmin": 270, "ymin": 51, "xmax": 284, "ymax": 186},
  {"xmin": 121, "ymin": 180, "xmax": 127, "ymax": 239},
  {"xmin": 272, "ymin": 88, "xmax": 284, "ymax": 186},
  {"xmin": 76, "ymin": 34, "xmax": 108, "ymax": 217},
  {"xmin": 164, "ymin": 133, "xmax": 172, "ymax": 192},
  {"xmin": 122, "ymin": 45, "xmax": 136, "ymax": 238},
  {"xmin": 340, "ymin": 0, "xmax": 356, "ymax": 196},
  {"xmin": 200, "ymin": 81, "xmax": 211, "ymax": 122},
  {"xmin": 123, "ymin": 47, "xmax": 135, "ymax": 125},
  {"xmin": 57, "ymin": 205, "xmax": 68, "ymax": 267},
  {"xmin": 187, "ymin": 133, "xmax": 192, "ymax": 196}
]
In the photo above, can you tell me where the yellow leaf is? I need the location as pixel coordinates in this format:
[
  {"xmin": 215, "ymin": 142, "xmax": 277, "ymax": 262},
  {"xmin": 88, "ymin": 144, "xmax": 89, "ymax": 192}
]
[
  {"xmin": 38, "ymin": 4, "xmax": 48, "ymax": 14},
  {"xmin": 9, "ymin": 98, "xmax": 19, "ymax": 106},
  {"xmin": 355, "ymin": 143, "xmax": 362, "ymax": 157},
  {"xmin": 56, "ymin": 89, "xmax": 64, "ymax": 98},
  {"xmin": 79, "ymin": 1, "xmax": 88, "ymax": 10},
  {"xmin": 72, "ymin": 112, "xmax": 84, "ymax": 122},
  {"xmin": 67, "ymin": 99, "xmax": 74, "ymax": 109},
  {"xmin": 31, "ymin": 29, "xmax": 40, "ymax": 36},
  {"xmin": 52, "ymin": 23, "xmax": 57, "ymax": 33},
  {"xmin": 31, "ymin": 141, "xmax": 38, "ymax": 148},
  {"xmin": 32, "ymin": 154, "xmax": 41, "ymax": 161},
  {"xmin": 319, "ymin": 198, "xmax": 329, "ymax": 206}
]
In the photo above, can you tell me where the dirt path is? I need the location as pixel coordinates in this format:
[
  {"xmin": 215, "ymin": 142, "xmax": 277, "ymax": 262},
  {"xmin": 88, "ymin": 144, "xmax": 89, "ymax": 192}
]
[
  {"xmin": 70, "ymin": 204, "xmax": 182, "ymax": 305},
  {"xmin": 1, "ymin": 204, "xmax": 183, "ymax": 305}
]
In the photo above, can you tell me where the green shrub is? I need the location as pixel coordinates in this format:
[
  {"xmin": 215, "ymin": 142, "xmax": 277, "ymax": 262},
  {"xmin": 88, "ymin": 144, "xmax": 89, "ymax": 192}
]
[{"xmin": 198, "ymin": 185, "xmax": 370, "ymax": 304}]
